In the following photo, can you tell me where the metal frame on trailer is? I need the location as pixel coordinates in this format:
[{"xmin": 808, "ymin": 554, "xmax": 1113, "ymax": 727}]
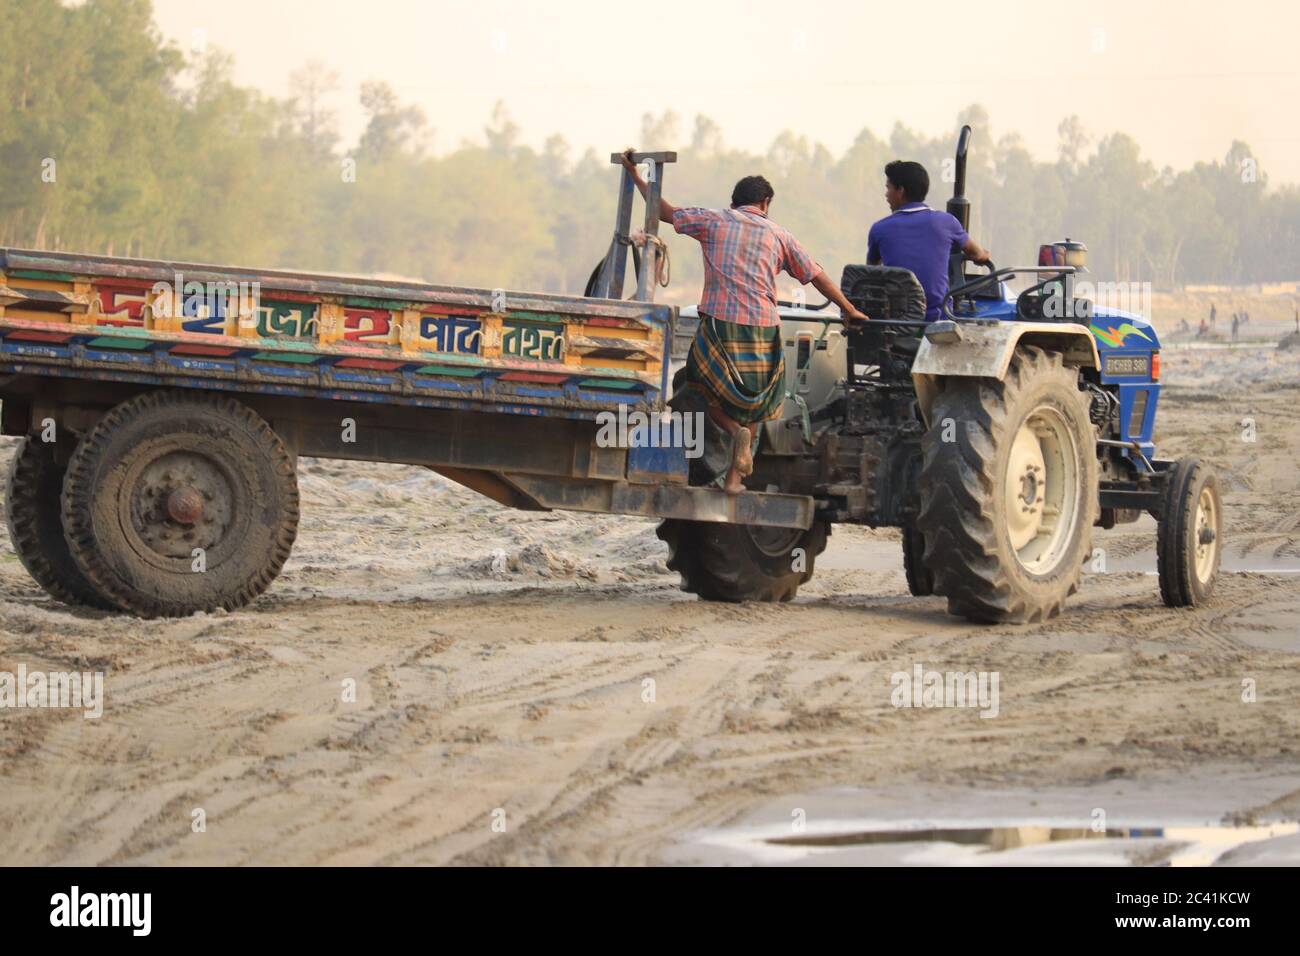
[{"xmin": 588, "ymin": 151, "xmax": 676, "ymax": 303}]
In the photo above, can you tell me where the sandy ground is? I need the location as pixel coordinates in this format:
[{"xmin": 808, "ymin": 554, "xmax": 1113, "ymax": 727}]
[{"xmin": 1, "ymin": 339, "xmax": 1299, "ymax": 866}]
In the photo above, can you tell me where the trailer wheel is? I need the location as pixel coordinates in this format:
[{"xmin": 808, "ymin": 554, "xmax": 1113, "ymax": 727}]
[
  {"xmin": 4, "ymin": 437, "xmax": 116, "ymax": 609},
  {"xmin": 901, "ymin": 524, "xmax": 934, "ymax": 596},
  {"xmin": 61, "ymin": 391, "xmax": 299, "ymax": 617},
  {"xmin": 1157, "ymin": 457, "xmax": 1221, "ymax": 607},
  {"xmin": 917, "ymin": 345, "xmax": 1097, "ymax": 624},
  {"xmin": 657, "ymin": 518, "xmax": 828, "ymax": 602}
]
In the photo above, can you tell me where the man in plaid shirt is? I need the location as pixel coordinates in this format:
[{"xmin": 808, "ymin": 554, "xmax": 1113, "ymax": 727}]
[{"xmin": 621, "ymin": 150, "xmax": 866, "ymax": 493}]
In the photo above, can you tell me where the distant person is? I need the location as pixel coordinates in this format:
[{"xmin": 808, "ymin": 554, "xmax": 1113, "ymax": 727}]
[
  {"xmin": 866, "ymin": 160, "xmax": 991, "ymax": 321},
  {"xmin": 619, "ymin": 150, "xmax": 867, "ymax": 495},
  {"xmin": 1231, "ymin": 313, "xmax": 1240, "ymax": 343},
  {"xmin": 1210, "ymin": 302, "xmax": 1217, "ymax": 325},
  {"xmin": 1198, "ymin": 319, "xmax": 1208, "ymax": 338}
]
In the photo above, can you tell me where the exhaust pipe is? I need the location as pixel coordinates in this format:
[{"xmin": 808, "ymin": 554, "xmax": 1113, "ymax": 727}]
[{"xmin": 946, "ymin": 125, "xmax": 972, "ymax": 232}]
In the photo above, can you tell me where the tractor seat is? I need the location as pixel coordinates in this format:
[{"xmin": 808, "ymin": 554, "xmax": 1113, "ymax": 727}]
[{"xmin": 839, "ymin": 265, "xmax": 927, "ymax": 323}]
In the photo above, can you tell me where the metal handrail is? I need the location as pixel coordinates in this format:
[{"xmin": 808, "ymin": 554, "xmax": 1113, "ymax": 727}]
[
  {"xmin": 942, "ymin": 265, "xmax": 1076, "ymax": 321},
  {"xmin": 775, "ymin": 297, "xmax": 833, "ymax": 311},
  {"xmin": 777, "ymin": 315, "xmax": 930, "ymax": 329}
]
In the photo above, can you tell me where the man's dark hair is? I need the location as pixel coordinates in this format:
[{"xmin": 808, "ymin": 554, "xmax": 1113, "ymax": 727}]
[
  {"xmin": 884, "ymin": 160, "xmax": 929, "ymax": 202},
  {"xmin": 731, "ymin": 175, "xmax": 775, "ymax": 208}
]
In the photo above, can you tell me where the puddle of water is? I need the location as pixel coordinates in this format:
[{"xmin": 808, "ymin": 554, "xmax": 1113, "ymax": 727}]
[
  {"xmin": 772, "ymin": 824, "xmax": 1151, "ymax": 849},
  {"xmin": 667, "ymin": 775, "xmax": 1300, "ymax": 866},
  {"xmin": 685, "ymin": 819, "xmax": 1299, "ymax": 867},
  {"xmin": 763, "ymin": 822, "xmax": 1298, "ymax": 866}
]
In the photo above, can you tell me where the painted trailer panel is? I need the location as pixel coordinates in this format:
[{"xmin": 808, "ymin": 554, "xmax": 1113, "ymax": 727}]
[{"xmin": 0, "ymin": 248, "xmax": 672, "ymax": 419}]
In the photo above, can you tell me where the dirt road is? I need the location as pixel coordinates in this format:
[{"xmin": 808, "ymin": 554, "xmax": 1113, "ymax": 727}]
[{"xmin": 2, "ymin": 344, "xmax": 1298, "ymax": 865}]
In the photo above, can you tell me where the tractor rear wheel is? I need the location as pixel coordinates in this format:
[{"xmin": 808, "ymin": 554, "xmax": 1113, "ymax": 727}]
[
  {"xmin": 917, "ymin": 345, "xmax": 1097, "ymax": 623},
  {"xmin": 4, "ymin": 437, "xmax": 115, "ymax": 609},
  {"xmin": 61, "ymin": 391, "xmax": 299, "ymax": 617},
  {"xmin": 1157, "ymin": 457, "xmax": 1221, "ymax": 607},
  {"xmin": 658, "ymin": 518, "xmax": 828, "ymax": 602}
]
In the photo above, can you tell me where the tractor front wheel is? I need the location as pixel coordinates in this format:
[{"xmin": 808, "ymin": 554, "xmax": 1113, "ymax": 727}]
[{"xmin": 1157, "ymin": 457, "xmax": 1222, "ymax": 607}]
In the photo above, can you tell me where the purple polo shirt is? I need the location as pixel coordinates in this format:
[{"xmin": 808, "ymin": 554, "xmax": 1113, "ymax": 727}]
[{"xmin": 867, "ymin": 203, "xmax": 969, "ymax": 320}]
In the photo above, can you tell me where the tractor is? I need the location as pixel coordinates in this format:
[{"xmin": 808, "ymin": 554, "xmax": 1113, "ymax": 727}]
[{"xmin": 657, "ymin": 126, "xmax": 1221, "ymax": 623}]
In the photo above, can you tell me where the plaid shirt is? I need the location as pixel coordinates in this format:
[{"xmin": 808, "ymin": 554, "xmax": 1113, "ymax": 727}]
[{"xmin": 672, "ymin": 204, "xmax": 821, "ymax": 327}]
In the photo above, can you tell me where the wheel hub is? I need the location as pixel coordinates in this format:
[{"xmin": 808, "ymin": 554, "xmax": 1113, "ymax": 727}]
[
  {"xmin": 1005, "ymin": 424, "xmax": 1047, "ymax": 551},
  {"xmin": 1018, "ymin": 471, "xmax": 1040, "ymax": 508},
  {"xmin": 130, "ymin": 452, "xmax": 233, "ymax": 559},
  {"xmin": 166, "ymin": 487, "xmax": 205, "ymax": 525},
  {"xmin": 1193, "ymin": 487, "xmax": 1219, "ymax": 582},
  {"xmin": 1003, "ymin": 405, "xmax": 1080, "ymax": 574}
]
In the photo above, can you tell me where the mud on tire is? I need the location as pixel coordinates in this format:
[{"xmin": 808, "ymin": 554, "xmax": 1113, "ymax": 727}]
[
  {"xmin": 917, "ymin": 345, "xmax": 1097, "ymax": 624},
  {"xmin": 657, "ymin": 518, "xmax": 829, "ymax": 603},
  {"xmin": 4, "ymin": 437, "xmax": 116, "ymax": 609},
  {"xmin": 61, "ymin": 391, "xmax": 299, "ymax": 618}
]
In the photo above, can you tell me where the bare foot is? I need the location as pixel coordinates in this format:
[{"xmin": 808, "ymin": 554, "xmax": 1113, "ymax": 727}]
[
  {"xmin": 722, "ymin": 468, "xmax": 746, "ymax": 495},
  {"xmin": 731, "ymin": 428, "xmax": 753, "ymax": 477}
]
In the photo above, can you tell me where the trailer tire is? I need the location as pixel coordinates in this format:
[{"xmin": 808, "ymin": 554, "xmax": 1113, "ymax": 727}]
[
  {"xmin": 917, "ymin": 345, "xmax": 1097, "ymax": 624},
  {"xmin": 61, "ymin": 391, "xmax": 299, "ymax": 617},
  {"xmin": 1157, "ymin": 457, "xmax": 1221, "ymax": 607},
  {"xmin": 901, "ymin": 524, "xmax": 934, "ymax": 596},
  {"xmin": 657, "ymin": 518, "xmax": 828, "ymax": 603},
  {"xmin": 4, "ymin": 437, "xmax": 116, "ymax": 609}
]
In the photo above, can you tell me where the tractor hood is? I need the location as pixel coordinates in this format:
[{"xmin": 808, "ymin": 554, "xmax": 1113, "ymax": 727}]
[
  {"xmin": 971, "ymin": 292, "xmax": 1160, "ymax": 353},
  {"xmin": 1086, "ymin": 306, "xmax": 1160, "ymax": 352}
]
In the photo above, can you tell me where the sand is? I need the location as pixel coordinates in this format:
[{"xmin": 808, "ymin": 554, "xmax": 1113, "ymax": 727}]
[{"xmin": 1, "ymin": 336, "xmax": 1298, "ymax": 866}]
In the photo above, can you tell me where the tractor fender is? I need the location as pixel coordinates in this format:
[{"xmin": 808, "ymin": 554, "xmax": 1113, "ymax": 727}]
[{"xmin": 911, "ymin": 321, "xmax": 1099, "ymax": 426}]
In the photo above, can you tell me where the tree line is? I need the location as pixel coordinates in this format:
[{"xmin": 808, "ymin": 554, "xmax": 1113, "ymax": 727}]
[{"xmin": 3, "ymin": 0, "xmax": 1296, "ymax": 299}]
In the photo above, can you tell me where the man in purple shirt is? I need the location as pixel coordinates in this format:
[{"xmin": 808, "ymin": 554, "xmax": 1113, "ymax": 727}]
[{"xmin": 867, "ymin": 161, "xmax": 991, "ymax": 321}]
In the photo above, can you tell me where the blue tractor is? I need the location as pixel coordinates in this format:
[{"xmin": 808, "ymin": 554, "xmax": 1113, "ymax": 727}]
[{"xmin": 659, "ymin": 126, "xmax": 1222, "ymax": 623}]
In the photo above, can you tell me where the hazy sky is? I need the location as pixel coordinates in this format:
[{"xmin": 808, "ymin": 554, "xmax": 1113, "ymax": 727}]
[{"xmin": 152, "ymin": 0, "xmax": 1298, "ymax": 183}]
